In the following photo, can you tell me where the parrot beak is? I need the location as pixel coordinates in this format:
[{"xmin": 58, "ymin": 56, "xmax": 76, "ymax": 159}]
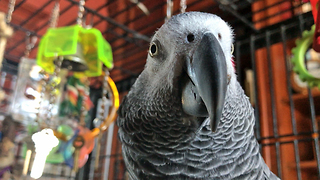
[{"xmin": 181, "ymin": 32, "xmax": 227, "ymax": 132}]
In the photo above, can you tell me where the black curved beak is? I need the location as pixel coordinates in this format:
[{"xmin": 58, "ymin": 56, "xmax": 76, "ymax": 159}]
[{"xmin": 182, "ymin": 32, "xmax": 227, "ymax": 132}]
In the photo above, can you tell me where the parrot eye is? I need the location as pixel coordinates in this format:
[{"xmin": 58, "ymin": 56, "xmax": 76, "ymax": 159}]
[{"xmin": 149, "ymin": 42, "xmax": 158, "ymax": 57}]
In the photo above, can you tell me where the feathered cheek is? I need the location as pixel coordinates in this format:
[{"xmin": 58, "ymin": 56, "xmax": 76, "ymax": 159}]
[
  {"xmin": 226, "ymin": 57, "xmax": 235, "ymax": 85},
  {"xmin": 227, "ymin": 74, "xmax": 231, "ymax": 85},
  {"xmin": 165, "ymin": 70, "xmax": 175, "ymax": 90}
]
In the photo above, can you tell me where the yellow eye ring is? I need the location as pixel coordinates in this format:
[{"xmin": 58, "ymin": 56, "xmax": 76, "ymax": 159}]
[{"xmin": 149, "ymin": 42, "xmax": 158, "ymax": 57}]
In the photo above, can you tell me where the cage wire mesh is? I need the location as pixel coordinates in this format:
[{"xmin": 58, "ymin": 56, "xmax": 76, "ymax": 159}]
[
  {"xmin": 235, "ymin": 12, "xmax": 317, "ymax": 180},
  {"xmin": 0, "ymin": 0, "xmax": 319, "ymax": 180}
]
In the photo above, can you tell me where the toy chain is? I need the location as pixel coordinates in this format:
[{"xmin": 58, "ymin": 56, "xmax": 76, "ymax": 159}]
[
  {"xmin": 35, "ymin": 74, "xmax": 47, "ymax": 127},
  {"xmin": 24, "ymin": 33, "xmax": 37, "ymax": 57},
  {"xmin": 77, "ymin": 0, "xmax": 85, "ymax": 26},
  {"xmin": 6, "ymin": 0, "xmax": 16, "ymax": 23},
  {"xmin": 180, "ymin": 0, "xmax": 187, "ymax": 13},
  {"xmin": 45, "ymin": 56, "xmax": 62, "ymax": 128},
  {"xmin": 166, "ymin": 0, "xmax": 173, "ymax": 21},
  {"xmin": 49, "ymin": 0, "xmax": 60, "ymax": 28},
  {"xmin": 102, "ymin": 69, "xmax": 110, "ymax": 119}
]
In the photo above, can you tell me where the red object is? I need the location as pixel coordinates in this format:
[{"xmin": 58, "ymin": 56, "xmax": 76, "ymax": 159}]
[
  {"xmin": 310, "ymin": 0, "xmax": 318, "ymax": 21},
  {"xmin": 311, "ymin": 0, "xmax": 320, "ymax": 52}
]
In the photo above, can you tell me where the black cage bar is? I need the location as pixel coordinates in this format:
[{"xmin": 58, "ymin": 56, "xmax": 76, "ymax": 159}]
[{"xmin": 234, "ymin": 11, "xmax": 317, "ymax": 180}]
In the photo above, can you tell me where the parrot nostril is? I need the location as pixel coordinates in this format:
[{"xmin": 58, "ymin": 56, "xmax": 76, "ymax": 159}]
[
  {"xmin": 218, "ymin": 33, "xmax": 222, "ymax": 40},
  {"xmin": 187, "ymin": 34, "xmax": 195, "ymax": 42}
]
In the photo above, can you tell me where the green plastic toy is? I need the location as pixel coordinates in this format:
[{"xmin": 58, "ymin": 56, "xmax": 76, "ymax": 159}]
[
  {"xmin": 37, "ymin": 25, "xmax": 113, "ymax": 77},
  {"xmin": 291, "ymin": 25, "xmax": 320, "ymax": 88}
]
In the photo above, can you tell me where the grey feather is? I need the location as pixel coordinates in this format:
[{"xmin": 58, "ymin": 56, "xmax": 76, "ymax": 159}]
[{"xmin": 117, "ymin": 12, "xmax": 280, "ymax": 180}]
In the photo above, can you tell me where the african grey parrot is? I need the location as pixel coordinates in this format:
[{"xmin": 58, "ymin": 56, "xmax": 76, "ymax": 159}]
[{"xmin": 117, "ymin": 12, "xmax": 280, "ymax": 180}]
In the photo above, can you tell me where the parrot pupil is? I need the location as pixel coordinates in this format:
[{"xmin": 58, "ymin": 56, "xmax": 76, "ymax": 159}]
[{"xmin": 150, "ymin": 44, "xmax": 157, "ymax": 55}]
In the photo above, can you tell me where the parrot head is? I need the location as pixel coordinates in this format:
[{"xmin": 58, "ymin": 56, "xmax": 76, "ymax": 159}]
[{"xmin": 141, "ymin": 12, "xmax": 235, "ymax": 132}]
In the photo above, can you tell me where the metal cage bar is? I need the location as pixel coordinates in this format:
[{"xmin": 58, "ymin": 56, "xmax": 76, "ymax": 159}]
[
  {"xmin": 280, "ymin": 24, "xmax": 302, "ymax": 180},
  {"xmin": 265, "ymin": 30, "xmax": 282, "ymax": 177},
  {"xmin": 249, "ymin": 35, "xmax": 261, "ymax": 140}
]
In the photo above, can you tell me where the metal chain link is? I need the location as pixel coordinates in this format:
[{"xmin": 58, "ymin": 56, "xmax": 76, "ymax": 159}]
[
  {"xmin": 180, "ymin": 0, "xmax": 187, "ymax": 13},
  {"xmin": 49, "ymin": 0, "xmax": 60, "ymax": 28},
  {"xmin": 35, "ymin": 74, "xmax": 47, "ymax": 128},
  {"xmin": 24, "ymin": 32, "xmax": 38, "ymax": 57},
  {"xmin": 101, "ymin": 68, "xmax": 110, "ymax": 121},
  {"xmin": 166, "ymin": 0, "xmax": 173, "ymax": 22},
  {"xmin": 77, "ymin": 0, "xmax": 85, "ymax": 26},
  {"xmin": 6, "ymin": 0, "xmax": 16, "ymax": 23},
  {"xmin": 45, "ymin": 56, "xmax": 62, "ymax": 128}
]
